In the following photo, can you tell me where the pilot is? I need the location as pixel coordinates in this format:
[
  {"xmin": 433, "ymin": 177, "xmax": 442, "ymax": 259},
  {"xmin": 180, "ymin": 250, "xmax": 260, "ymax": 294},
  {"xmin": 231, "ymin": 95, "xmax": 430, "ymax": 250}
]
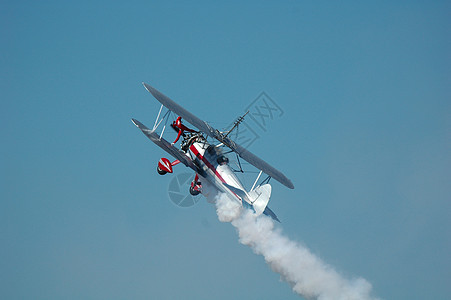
[{"xmin": 171, "ymin": 116, "xmax": 197, "ymax": 145}]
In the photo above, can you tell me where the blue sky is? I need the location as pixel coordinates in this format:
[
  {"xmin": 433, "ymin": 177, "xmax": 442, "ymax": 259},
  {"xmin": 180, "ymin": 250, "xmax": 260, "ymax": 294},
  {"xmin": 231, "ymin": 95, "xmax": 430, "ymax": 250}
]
[{"xmin": 1, "ymin": 1, "xmax": 450, "ymax": 299}]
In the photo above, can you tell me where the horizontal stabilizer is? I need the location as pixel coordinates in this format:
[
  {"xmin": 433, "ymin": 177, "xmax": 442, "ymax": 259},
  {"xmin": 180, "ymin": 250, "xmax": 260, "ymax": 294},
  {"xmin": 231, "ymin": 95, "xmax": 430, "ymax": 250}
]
[
  {"xmin": 263, "ymin": 206, "xmax": 280, "ymax": 222},
  {"xmin": 223, "ymin": 183, "xmax": 250, "ymax": 203}
]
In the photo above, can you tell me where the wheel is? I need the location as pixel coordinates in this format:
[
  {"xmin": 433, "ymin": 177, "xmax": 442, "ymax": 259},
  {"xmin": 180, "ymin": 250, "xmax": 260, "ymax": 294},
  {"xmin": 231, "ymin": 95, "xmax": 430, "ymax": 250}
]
[
  {"xmin": 189, "ymin": 186, "xmax": 200, "ymax": 196},
  {"xmin": 157, "ymin": 166, "xmax": 167, "ymax": 175}
]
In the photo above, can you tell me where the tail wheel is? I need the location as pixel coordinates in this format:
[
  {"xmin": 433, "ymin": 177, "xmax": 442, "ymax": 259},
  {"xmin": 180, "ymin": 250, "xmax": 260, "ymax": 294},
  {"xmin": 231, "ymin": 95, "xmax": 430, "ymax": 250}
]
[
  {"xmin": 189, "ymin": 186, "xmax": 200, "ymax": 196},
  {"xmin": 157, "ymin": 166, "xmax": 167, "ymax": 175}
]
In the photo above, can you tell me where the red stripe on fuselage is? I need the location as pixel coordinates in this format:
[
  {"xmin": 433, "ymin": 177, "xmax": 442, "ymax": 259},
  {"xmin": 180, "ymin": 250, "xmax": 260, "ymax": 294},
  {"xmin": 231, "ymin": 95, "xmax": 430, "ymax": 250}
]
[{"xmin": 189, "ymin": 144, "xmax": 240, "ymax": 201}]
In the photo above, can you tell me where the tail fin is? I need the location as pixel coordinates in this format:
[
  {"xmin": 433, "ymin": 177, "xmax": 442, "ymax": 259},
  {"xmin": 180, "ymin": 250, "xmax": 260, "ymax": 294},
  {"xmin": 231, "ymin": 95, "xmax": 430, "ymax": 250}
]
[
  {"xmin": 224, "ymin": 182, "xmax": 278, "ymax": 221},
  {"xmin": 249, "ymin": 184, "xmax": 272, "ymax": 215}
]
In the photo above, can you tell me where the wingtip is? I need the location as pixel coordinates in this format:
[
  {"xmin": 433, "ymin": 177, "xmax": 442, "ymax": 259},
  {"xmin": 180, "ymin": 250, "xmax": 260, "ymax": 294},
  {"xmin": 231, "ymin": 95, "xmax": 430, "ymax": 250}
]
[
  {"xmin": 283, "ymin": 178, "xmax": 294, "ymax": 189},
  {"xmin": 142, "ymin": 82, "xmax": 152, "ymax": 92},
  {"xmin": 131, "ymin": 118, "xmax": 140, "ymax": 127}
]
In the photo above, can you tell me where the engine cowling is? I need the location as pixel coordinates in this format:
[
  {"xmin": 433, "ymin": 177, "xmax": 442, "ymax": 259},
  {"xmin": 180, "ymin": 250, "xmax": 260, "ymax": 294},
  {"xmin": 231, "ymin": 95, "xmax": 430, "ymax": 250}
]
[{"xmin": 157, "ymin": 157, "xmax": 173, "ymax": 175}]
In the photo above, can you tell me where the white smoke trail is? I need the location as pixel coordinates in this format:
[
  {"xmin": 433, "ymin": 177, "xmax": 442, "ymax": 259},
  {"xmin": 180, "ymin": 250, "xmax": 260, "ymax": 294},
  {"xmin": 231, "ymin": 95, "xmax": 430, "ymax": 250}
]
[{"xmin": 215, "ymin": 193, "xmax": 379, "ymax": 300}]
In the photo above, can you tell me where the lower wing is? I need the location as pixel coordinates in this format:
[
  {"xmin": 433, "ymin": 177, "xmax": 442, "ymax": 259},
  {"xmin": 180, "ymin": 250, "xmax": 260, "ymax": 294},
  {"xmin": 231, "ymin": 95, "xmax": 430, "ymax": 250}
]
[{"xmin": 132, "ymin": 118, "xmax": 198, "ymax": 172}]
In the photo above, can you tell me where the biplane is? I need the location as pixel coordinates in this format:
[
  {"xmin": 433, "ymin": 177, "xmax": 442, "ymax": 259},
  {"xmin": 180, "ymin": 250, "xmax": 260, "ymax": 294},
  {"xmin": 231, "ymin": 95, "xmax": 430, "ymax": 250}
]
[{"xmin": 132, "ymin": 83, "xmax": 294, "ymax": 222}]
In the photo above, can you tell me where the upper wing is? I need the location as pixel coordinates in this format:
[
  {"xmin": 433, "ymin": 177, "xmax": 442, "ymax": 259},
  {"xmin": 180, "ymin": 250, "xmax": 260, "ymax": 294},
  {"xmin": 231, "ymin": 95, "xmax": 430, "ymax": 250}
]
[
  {"xmin": 131, "ymin": 118, "xmax": 198, "ymax": 172},
  {"xmin": 232, "ymin": 143, "xmax": 294, "ymax": 189},
  {"xmin": 143, "ymin": 83, "xmax": 220, "ymax": 140},
  {"xmin": 142, "ymin": 82, "xmax": 294, "ymax": 189}
]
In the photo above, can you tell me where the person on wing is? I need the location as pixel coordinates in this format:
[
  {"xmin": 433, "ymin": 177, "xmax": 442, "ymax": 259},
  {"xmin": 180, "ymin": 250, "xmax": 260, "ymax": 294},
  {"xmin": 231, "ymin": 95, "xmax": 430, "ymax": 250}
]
[{"xmin": 171, "ymin": 116, "xmax": 197, "ymax": 145}]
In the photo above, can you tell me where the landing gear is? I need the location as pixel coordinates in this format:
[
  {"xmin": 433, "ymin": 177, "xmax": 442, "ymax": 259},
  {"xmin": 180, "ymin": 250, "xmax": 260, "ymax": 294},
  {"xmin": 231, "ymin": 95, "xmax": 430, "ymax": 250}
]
[
  {"xmin": 189, "ymin": 174, "xmax": 202, "ymax": 196},
  {"xmin": 189, "ymin": 185, "xmax": 201, "ymax": 196}
]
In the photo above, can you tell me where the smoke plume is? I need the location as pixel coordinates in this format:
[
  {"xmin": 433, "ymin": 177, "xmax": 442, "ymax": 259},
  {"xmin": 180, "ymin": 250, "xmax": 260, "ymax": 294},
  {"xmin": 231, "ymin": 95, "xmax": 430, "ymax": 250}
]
[{"xmin": 215, "ymin": 193, "xmax": 379, "ymax": 300}]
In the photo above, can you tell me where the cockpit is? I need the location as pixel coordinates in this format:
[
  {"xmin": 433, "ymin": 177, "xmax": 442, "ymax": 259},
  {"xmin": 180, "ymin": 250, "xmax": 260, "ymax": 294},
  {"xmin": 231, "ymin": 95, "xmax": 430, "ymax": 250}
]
[
  {"xmin": 206, "ymin": 145, "xmax": 229, "ymax": 166},
  {"xmin": 216, "ymin": 155, "xmax": 229, "ymax": 165}
]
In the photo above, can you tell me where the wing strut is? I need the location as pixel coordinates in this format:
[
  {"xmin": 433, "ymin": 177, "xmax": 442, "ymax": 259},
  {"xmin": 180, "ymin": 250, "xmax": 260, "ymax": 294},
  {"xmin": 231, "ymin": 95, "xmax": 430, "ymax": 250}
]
[
  {"xmin": 236, "ymin": 153, "xmax": 244, "ymax": 173},
  {"xmin": 251, "ymin": 170, "xmax": 263, "ymax": 192},
  {"xmin": 153, "ymin": 104, "xmax": 163, "ymax": 130}
]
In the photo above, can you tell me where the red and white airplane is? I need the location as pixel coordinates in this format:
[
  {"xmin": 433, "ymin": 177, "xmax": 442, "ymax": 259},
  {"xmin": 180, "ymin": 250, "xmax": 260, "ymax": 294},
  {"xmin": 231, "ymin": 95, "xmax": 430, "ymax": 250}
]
[{"xmin": 132, "ymin": 83, "xmax": 294, "ymax": 221}]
